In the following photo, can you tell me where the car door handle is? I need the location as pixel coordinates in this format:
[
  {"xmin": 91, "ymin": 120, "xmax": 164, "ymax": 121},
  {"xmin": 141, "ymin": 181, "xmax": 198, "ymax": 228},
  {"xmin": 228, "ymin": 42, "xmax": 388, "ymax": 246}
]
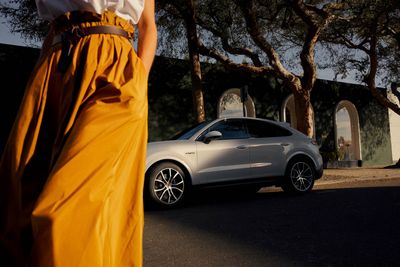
[
  {"xmin": 236, "ymin": 145, "xmax": 247, "ymax": 149},
  {"xmin": 281, "ymin": 143, "xmax": 290, "ymax": 146}
]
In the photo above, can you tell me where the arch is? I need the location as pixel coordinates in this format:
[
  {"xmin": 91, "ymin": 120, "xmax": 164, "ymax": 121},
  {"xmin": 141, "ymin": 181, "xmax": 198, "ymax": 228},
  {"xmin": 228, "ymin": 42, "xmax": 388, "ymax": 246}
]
[
  {"xmin": 281, "ymin": 94, "xmax": 315, "ymax": 137},
  {"xmin": 388, "ymin": 91, "xmax": 400, "ymax": 163},
  {"xmin": 334, "ymin": 100, "xmax": 362, "ymax": 161},
  {"xmin": 217, "ymin": 88, "xmax": 256, "ymax": 118}
]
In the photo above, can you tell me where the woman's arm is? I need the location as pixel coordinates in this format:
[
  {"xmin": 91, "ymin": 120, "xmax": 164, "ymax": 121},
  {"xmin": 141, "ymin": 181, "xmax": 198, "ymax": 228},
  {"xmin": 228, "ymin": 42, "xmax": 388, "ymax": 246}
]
[{"xmin": 137, "ymin": 0, "xmax": 157, "ymax": 76}]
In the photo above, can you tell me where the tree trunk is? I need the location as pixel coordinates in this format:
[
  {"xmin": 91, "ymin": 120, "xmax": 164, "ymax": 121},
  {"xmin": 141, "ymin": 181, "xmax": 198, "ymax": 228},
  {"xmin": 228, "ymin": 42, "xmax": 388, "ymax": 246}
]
[
  {"xmin": 286, "ymin": 78, "xmax": 314, "ymax": 137},
  {"xmin": 293, "ymin": 90, "xmax": 314, "ymax": 137},
  {"xmin": 185, "ymin": 0, "xmax": 206, "ymax": 123}
]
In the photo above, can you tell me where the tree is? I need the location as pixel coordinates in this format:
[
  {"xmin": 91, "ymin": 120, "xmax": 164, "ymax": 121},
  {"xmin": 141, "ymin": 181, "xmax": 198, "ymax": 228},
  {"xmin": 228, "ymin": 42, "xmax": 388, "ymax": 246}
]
[
  {"xmin": 182, "ymin": 0, "xmax": 345, "ymax": 137},
  {"xmin": 322, "ymin": 0, "xmax": 400, "ymax": 116},
  {"xmin": 321, "ymin": 0, "xmax": 400, "ymax": 166},
  {"xmin": 185, "ymin": 0, "xmax": 206, "ymax": 123},
  {"xmin": 156, "ymin": 0, "xmax": 206, "ymax": 123}
]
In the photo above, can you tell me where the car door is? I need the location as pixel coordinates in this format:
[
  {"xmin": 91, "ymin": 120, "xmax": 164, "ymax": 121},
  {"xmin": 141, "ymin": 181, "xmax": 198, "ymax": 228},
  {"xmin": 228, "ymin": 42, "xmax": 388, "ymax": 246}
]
[
  {"xmin": 195, "ymin": 119, "xmax": 250, "ymax": 184},
  {"xmin": 246, "ymin": 119, "xmax": 292, "ymax": 178}
]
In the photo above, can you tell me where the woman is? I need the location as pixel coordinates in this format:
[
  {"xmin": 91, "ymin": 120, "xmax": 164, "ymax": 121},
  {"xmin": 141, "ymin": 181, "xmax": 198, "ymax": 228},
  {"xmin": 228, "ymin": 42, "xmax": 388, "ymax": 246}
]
[{"xmin": 0, "ymin": 0, "xmax": 157, "ymax": 266}]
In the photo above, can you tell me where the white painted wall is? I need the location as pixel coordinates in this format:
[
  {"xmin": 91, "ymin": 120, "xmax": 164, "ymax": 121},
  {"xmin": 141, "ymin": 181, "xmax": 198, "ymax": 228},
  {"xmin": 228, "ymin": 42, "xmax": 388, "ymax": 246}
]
[{"xmin": 388, "ymin": 92, "xmax": 400, "ymax": 163}]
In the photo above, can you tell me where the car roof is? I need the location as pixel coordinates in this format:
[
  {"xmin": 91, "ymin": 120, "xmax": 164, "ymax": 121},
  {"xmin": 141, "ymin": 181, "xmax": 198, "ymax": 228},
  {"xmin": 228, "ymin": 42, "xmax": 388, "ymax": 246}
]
[{"xmin": 214, "ymin": 117, "xmax": 291, "ymax": 127}]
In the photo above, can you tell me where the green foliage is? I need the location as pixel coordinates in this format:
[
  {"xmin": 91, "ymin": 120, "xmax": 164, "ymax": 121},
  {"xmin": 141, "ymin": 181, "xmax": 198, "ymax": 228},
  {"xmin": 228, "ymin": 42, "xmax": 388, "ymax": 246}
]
[
  {"xmin": 321, "ymin": 0, "xmax": 400, "ymax": 85},
  {"xmin": 155, "ymin": 0, "xmax": 189, "ymax": 58}
]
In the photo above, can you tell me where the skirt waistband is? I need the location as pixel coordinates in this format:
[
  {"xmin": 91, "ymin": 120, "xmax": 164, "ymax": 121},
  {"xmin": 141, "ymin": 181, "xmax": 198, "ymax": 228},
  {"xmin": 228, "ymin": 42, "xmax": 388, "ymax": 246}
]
[
  {"xmin": 51, "ymin": 25, "xmax": 131, "ymax": 46},
  {"xmin": 51, "ymin": 10, "xmax": 135, "ymax": 38}
]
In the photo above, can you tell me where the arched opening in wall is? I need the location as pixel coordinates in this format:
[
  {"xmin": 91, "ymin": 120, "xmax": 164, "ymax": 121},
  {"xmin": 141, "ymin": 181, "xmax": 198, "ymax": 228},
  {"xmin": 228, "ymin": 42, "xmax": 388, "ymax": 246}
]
[
  {"xmin": 281, "ymin": 94, "xmax": 315, "ymax": 137},
  {"xmin": 388, "ymin": 91, "xmax": 400, "ymax": 163},
  {"xmin": 335, "ymin": 101, "xmax": 362, "ymax": 162},
  {"xmin": 218, "ymin": 88, "xmax": 256, "ymax": 118}
]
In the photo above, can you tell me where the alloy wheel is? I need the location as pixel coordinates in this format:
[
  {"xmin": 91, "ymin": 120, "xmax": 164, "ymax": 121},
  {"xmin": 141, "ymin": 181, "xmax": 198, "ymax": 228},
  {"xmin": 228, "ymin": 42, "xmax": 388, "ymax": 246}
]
[
  {"xmin": 289, "ymin": 161, "xmax": 314, "ymax": 192},
  {"xmin": 152, "ymin": 167, "xmax": 185, "ymax": 205}
]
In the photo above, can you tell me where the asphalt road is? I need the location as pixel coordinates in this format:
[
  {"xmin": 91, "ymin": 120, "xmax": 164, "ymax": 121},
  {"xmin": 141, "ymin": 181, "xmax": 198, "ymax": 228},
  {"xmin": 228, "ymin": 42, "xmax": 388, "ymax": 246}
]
[{"xmin": 143, "ymin": 178, "xmax": 400, "ymax": 267}]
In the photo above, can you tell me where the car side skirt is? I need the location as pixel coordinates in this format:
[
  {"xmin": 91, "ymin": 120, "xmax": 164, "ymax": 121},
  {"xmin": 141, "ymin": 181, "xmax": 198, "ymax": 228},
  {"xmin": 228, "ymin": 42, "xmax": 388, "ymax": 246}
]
[{"xmin": 192, "ymin": 176, "xmax": 283, "ymax": 190}]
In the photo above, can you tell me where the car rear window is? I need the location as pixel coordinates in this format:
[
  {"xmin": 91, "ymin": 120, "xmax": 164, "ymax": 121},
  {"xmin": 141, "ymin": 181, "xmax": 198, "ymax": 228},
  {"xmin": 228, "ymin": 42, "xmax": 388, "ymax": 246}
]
[{"xmin": 246, "ymin": 119, "xmax": 292, "ymax": 138}]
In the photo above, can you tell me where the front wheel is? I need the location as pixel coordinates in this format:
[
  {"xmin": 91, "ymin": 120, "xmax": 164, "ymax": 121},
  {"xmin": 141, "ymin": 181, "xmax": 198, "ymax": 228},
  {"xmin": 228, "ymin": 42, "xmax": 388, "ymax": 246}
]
[
  {"xmin": 281, "ymin": 160, "xmax": 315, "ymax": 193},
  {"xmin": 146, "ymin": 162, "xmax": 187, "ymax": 208}
]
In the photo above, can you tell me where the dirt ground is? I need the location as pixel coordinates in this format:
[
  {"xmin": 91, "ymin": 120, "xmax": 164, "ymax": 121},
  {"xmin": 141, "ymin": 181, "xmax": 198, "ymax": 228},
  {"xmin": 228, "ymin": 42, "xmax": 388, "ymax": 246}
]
[{"xmin": 319, "ymin": 167, "xmax": 400, "ymax": 184}]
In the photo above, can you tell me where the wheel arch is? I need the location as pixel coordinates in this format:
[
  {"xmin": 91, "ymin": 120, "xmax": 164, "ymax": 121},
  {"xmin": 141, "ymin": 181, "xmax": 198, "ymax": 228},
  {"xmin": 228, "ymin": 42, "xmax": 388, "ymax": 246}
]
[
  {"xmin": 145, "ymin": 159, "xmax": 193, "ymax": 187},
  {"xmin": 285, "ymin": 152, "xmax": 317, "ymax": 174}
]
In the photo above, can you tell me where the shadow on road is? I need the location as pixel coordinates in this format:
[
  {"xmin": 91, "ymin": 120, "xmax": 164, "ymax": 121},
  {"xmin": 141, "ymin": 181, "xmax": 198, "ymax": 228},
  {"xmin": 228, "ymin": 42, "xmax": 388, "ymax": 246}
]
[{"xmin": 144, "ymin": 186, "xmax": 400, "ymax": 266}]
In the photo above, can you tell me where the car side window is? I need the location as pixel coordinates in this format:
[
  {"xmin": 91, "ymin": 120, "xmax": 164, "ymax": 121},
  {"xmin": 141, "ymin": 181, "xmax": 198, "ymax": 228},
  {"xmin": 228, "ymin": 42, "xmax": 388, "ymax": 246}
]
[
  {"xmin": 199, "ymin": 119, "xmax": 249, "ymax": 140},
  {"xmin": 246, "ymin": 120, "xmax": 292, "ymax": 138}
]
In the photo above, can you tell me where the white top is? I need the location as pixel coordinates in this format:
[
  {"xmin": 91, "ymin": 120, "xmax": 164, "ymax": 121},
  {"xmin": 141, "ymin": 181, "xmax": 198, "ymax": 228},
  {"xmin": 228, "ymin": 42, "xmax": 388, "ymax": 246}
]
[{"xmin": 35, "ymin": 0, "xmax": 145, "ymax": 24}]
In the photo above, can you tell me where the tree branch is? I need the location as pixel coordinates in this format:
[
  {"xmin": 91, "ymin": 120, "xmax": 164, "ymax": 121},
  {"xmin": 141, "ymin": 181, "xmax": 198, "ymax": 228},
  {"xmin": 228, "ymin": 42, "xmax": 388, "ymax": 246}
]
[
  {"xmin": 196, "ymin": 16, "xmax": 263, "ymax": 66},
  {"xmin": 292, "ymin": 0, "xmax": 325, "ymax": 91},
  {"xmin": 236, "ymin": 0, "xmax": 295, "ymax": 82},
  {"xmin": 366, "ymin": 25, "xmax": 400, "ymax": 116},
  {"xmin": 198, "ymin": 42, "xmax": 274, "ymax": 75}
]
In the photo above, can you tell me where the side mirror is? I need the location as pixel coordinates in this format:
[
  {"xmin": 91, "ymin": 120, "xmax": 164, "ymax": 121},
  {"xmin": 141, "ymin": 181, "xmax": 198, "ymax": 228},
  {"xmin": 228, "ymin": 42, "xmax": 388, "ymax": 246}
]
[{"xmin": 204, "ymin": 131, "xmax": 222, "ymax": 143}]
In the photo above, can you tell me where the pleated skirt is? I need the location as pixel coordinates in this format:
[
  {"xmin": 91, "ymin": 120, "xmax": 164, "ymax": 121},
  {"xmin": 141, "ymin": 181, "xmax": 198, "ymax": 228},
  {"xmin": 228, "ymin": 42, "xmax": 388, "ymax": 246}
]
[{"xmin": 0, "ymin": 11, "xmax": 148, "ymax": 267}]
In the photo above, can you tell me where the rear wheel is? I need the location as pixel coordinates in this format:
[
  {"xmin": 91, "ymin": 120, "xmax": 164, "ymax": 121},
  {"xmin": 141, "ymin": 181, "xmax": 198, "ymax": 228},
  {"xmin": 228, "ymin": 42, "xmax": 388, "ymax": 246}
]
[
  {"xmin": 146, "ymin": 162, "xmax": 187, "ymax": 208},
  {"xmin": 281, "ymin": 159, "xmax": 315, "ymax": 193}
]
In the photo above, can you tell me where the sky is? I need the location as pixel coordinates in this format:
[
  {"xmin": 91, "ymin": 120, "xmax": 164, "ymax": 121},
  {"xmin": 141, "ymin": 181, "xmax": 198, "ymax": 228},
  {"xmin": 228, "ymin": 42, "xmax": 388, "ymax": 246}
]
[
  {"xmin": 0, "ymin": 0, "xmax": 30, "ymax": 46},
  {"xmin": 0, "ymin": 16, "xmax": 27, "ymax": 46}
]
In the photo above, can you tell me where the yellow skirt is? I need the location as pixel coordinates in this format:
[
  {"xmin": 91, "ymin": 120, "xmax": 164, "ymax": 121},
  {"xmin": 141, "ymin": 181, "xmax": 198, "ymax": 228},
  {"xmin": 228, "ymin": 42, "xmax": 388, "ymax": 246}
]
[{"xmin": 0, "ymin": 11, "xmax": 147, "ymax": 267}]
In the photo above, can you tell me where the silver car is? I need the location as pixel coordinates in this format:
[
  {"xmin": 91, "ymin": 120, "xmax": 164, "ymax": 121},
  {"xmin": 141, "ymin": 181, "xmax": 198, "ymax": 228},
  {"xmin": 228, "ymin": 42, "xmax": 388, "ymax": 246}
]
[{"xmin": 145, "ymin": 117, "xmax": 323, "ymax": 207}]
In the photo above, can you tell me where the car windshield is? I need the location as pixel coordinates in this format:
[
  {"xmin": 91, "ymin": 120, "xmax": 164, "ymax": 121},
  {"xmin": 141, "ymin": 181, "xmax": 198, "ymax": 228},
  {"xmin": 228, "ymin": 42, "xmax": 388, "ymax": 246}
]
[{"xmin": 170, "ymin": 121, "xmax": 209, "ymax": 140}]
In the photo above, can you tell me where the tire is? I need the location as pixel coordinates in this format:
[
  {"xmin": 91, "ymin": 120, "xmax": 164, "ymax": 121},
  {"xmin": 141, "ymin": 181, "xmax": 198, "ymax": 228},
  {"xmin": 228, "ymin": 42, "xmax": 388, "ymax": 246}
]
[
  {"xmin": 146, "ymin": 162, "xmax": 187, "ymax": 208},
  {"xmin": 281, "ymin": 159, "xmax": 315, "ymax": 193}
]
